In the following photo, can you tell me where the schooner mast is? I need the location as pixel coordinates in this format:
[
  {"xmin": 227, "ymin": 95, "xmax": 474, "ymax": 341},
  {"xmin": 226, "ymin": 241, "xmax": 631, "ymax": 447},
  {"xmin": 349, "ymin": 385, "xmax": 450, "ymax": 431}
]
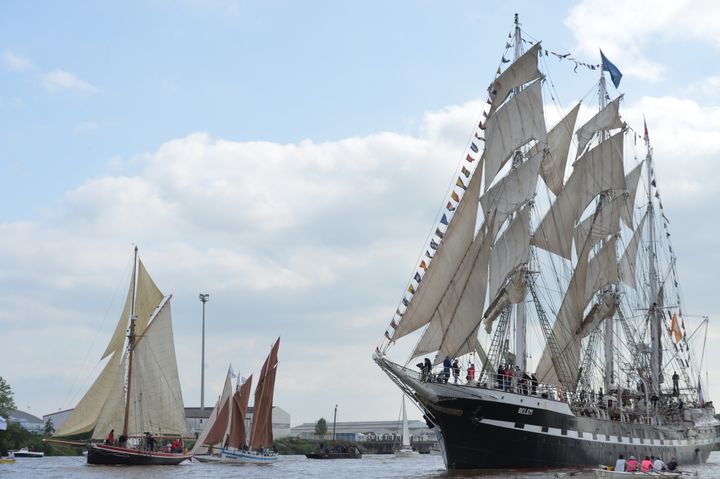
[
  {"xmin": 645, "ymin": 123, "xmax": 661, "ymax": 395},
  {"xmin": 122, "ymin": 245, "xmax": 139, "ymax": 438}
]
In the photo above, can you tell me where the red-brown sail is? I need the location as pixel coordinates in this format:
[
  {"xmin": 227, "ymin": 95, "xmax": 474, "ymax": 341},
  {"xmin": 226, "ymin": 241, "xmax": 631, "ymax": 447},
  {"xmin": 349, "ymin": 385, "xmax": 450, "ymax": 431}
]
[
  {"xmin": 249, "ymin": 338, "xmax": 280, "ymax": 450},
  {"xmin": 203, "ymin": 397, "xmax": 230, "ymax": 446},
  {"xmin": 228, "ymin": 375, "xmax": 253, "ymax": 448}
]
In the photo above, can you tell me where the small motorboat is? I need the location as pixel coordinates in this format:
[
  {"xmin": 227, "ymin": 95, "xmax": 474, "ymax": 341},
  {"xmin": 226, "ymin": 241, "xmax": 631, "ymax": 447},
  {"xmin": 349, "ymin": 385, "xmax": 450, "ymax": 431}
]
[{"xmin": 9, "ymin": 448, "xmax": 43, "ymax": 458}]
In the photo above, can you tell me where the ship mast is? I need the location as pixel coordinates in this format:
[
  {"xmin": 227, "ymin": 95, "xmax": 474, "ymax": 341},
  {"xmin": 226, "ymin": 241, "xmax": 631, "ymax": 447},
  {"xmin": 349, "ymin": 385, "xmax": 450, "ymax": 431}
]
[
  {"xmin": 597, "ymin": 67, "xmax": 615, "ymax": 394},
  {"xmin": 122, "ymin": 246, "xmax": 139, "ymax": 437},
  {"xmin": 645, "ymin": 123, "xmax": 661, "ymax": 395},
  {"xmin": 512, "ymin": 13, "xmax": 527, "ymax": 372}
]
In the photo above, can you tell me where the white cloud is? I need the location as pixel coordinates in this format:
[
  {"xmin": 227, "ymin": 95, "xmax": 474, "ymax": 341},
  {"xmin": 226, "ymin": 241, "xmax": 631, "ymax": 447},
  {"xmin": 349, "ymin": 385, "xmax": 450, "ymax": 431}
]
[
  {"xmin": 2, "ymin": 86, "xmax": 719, "ymax": 424},
  {"xmin": 565, "ymin": 0, "xmax": 720, "ymax": 80},
  {"xmin": 3, "ymin": 51, "xmax": 34, "ymax": 72},
  {"xmin": 43, "ymin": 69, "xmax": 98, "ymax": 93}
]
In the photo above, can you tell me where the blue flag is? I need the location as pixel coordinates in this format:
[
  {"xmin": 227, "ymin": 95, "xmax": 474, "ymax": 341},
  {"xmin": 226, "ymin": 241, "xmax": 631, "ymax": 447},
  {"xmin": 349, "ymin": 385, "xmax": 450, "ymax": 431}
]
[{"xmin": 600, "ymin": 50, "xmax": 622, "ymax": 88}]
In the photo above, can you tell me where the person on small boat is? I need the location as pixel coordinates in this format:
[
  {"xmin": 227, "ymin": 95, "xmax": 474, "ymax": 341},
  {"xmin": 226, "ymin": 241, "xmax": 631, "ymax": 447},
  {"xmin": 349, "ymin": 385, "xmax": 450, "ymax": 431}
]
[
  {"xmin": 614, "ymin": 454, "xmax": 626, "ymax": 472},
  {"xmin": 424, "ymin": 358, "xmax": 432, "ymax": 382},
  {"xmin": 640, "ymin": 456, "xmax": 653, "ymax": 472},
  {"xmin": 667, "ymin": 457, "xmax": 678, "ymax": 471},
  {"xmin": 625, "ymin": 455, "xmax": 639, "ymax": 471},
  {"xmin": 106, "ymin": 429, "xmax": 114, "ymax": 445},
  {"xmin": 653, "ymin": 456, "xmax": 667, "ymax": 471}
]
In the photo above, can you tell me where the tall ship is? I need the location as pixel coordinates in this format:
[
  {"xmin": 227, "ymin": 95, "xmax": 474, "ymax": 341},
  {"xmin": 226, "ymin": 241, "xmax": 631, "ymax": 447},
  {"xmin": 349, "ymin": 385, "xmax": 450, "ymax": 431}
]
[
  {"xmin": 192, "ymin": 338, "xmax": 280, "ymax": 464},
  {"xmin": 52, "ymin": 247, "xmax": 191, "ymax": 465},
  {"xmin": 374, "ymin": 16, "xmax": 719, "ymax": 470}
]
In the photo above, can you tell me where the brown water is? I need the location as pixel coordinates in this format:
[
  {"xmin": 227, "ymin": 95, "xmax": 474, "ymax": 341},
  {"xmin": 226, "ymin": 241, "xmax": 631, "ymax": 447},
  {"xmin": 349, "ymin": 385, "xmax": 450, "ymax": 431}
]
[{"xmin": 2, "ymin": 452, "xmax": 719, "ymax": 478}]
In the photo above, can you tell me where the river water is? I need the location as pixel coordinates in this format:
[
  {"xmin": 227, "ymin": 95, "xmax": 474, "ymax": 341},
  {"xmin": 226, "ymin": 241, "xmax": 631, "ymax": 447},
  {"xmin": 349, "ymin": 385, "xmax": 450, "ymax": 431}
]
[{"xmin": 3, "ymin": 452, "xmax": 720, "ymax": 478}]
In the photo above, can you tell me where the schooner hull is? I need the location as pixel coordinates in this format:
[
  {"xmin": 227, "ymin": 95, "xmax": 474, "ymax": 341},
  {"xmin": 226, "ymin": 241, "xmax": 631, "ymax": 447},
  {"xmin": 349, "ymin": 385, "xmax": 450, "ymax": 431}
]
[
  {"xmin": 86, "ymin": 443, "xmax": 191, "ymax": 466},
  {"xmin": 376, "ymin": 357, "xmax": 718, "ymax": 470}
]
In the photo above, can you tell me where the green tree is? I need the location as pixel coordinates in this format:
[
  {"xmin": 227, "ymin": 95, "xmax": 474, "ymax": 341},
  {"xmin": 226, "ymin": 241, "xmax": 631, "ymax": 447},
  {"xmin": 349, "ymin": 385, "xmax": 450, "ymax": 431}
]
[
  {"xmin": 44, "ymin": 418, "xmax": 55, "ymax": 437},
  {"xmin": 0, "ymin": 376, "xmax": 15, "ymax": 418},
  {"xmin": 315, "ymin": 417, "xmax": 327, "ymax": 438}
]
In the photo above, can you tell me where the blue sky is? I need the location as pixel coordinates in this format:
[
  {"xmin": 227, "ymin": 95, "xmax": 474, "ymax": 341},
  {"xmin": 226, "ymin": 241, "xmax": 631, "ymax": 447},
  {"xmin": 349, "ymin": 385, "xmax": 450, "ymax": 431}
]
[{"xmin": 1, "ymin": 0, "xmax": 719, "ymax": 425}]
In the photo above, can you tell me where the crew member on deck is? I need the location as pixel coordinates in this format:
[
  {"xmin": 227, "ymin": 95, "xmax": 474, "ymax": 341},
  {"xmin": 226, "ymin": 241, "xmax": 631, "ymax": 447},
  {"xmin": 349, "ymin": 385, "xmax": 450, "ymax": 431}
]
[
  {"xmin": 640, "ymin": 456, "xmax": 653, "ymax": 472},
  {"xmin": 626, "ymin": 455, "xmax": 639, "ymax": 471},
  {"xmin": 466, "ymin": 363, "xmax": 475, "ymax": 382},
  {"xmin": 106, "ymin": 429, "xmax": 114, "ymax": 445}
]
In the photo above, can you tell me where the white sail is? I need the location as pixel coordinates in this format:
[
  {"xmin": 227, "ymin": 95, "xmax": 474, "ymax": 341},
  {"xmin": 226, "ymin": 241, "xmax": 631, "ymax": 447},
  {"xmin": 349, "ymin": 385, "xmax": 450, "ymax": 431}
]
[
  {"xmin": 535, "ymin": 236, "xmax": 618, "ymax": 385},
  {"xmin": 54, "ymin": 350, "xmax": 124, "ymax": 437},
  {"xmin": 92, "ymin": 353, "xmax": 129, "ymax": 440},
  {"xmin": 411, "ymin": 223, "xmax": 492, "ymax": 361},
  {"xmin": 529, "ymin": 103, "xmax": 581, "ymax": 196},
  {"xmin": 128, "ymin": 297, "xmax": 186, "ymax": 436},
  {"xmin": 392, "ymin": 161, "xmax": 483, "ymax": 340},
  {"xmin": 480, "ymin": 150, "xmax": 542, "ymax": 234},
  {"xmin": 488, "ymin": 43, "xmax": 543, "ymax": 115},
  {"xmin": 532, "ymin": 132, "xmax": 626, "ymax": 259},
  {"xmin": 575, "ymin": 96, "xmax": 624, "ymax": 158},
  {"xmin": 621, "ymin": 161, "xmax": 643, "ymax": 228},
  {"xmin": 101, "ymin": 260, "xmax": 163, "ymax": 359},
  {"xmin": 573, "ymin": 194, "xmax": 624, "ymax": 252},
  {"xmin": 484, "ymin": 79, "xmax": 547, "ymax": 190},
  {"xmin": 401, "ymin": 397, "xmax": 411, "ymax": 448},
  {"xmin": 620, "ymin": 212, "xmax": 647, "ymax": 289},
  {"xmin": 489, "ymin": 206, "xmax": 531, "ymax": 301}
]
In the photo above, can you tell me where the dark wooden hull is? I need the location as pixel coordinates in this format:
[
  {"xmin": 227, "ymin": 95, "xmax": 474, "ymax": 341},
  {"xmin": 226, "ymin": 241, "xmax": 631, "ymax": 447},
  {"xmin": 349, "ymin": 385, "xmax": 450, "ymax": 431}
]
[
  {"xmin": 86, "ymin": 443, "xmax": 190, "ymax": 465},
  {"xmin": 306, "ymin": 451, "xmax": 362, "ymax": 459}
]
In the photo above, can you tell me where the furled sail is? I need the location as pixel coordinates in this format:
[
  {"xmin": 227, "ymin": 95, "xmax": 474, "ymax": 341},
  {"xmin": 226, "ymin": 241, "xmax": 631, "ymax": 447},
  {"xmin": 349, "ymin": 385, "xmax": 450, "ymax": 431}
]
[
  {"xmin": 575, "ymin": 96, "xmax": 624, "ymax": 158},
  {"xmin": 621, "ymin": 161, "xmax": 643, "ymax": 228},
  {"xmin": 488, "ymin": 43, "xmax": 543, "ymax": 115},
  {"xmin": 620, "ymin": 212, "xmax": 647, "ymax": 289},
  {"xmin": 532, "ymin": 132, "xmax": 626, "ymax": 259},
  {"xmin": 249, "ymin": 338, "xmax": 280, "ymax": 450},
  {"xmin": 484, "ymin": 79, "xmax": 547, "ymax": 190},
  {"xmin": 392, "ymin": 161, "xmax": 483, "ymax": 340},
  {"xmin": 529, "ymin": 103, "xmax": 581, "ymax": 196}
]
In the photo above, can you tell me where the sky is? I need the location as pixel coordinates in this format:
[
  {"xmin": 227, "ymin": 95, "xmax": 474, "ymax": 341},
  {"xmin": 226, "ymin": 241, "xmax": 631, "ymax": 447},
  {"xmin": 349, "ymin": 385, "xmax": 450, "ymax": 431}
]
[{"xmin": 1, "ymin": 0, "xmax": 719, "ymax": 427}]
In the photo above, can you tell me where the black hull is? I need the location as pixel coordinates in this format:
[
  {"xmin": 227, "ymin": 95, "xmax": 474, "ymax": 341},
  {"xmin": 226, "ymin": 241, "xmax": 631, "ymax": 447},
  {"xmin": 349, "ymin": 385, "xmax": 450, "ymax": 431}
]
[
  {"xmin": 375, "ymin": 357, "xmax": 720, "ymax": 470},
  {"xmin": 86, "ymin": 443, "xmax": 190, "ymax": 465},
  {"xmin": 305, "ymin": 452, "xmax": 362, "ymax": 459},
  {"xmin": 429, "ymin": 392, "xmax": 716, "ymax": 470}
]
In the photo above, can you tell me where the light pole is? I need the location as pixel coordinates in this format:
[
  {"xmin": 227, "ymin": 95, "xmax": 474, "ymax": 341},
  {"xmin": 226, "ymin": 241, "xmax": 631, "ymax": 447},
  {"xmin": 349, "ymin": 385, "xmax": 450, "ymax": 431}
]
[
  {"xmin": 332, "ymin": 404, "xmax": 338, "ymax": 441},
  {"xmin": 199, "ymin": 293, "xmax": 209, "ymax": 411}
]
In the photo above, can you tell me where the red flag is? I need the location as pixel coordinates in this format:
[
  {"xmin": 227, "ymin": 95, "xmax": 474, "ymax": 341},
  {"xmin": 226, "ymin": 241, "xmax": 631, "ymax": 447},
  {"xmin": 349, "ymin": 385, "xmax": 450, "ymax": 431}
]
[
  {"xmin": 466, "ymin": 154, "xmax": 475, "ymax": 163},
  {"xmin": 419, "ymin": 260, "xmax": 428, "ymax": 270},
  {"xmin": 643, "ymin": 117, "xmax": 649, "ymax": 141},
  {"xmin": 446, "ymin": 201, "xmax": 456, "ymax": 211}
]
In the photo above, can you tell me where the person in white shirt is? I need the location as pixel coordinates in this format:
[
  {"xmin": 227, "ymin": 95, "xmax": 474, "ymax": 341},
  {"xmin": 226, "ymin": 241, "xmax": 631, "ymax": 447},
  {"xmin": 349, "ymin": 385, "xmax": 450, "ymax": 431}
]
[
  {"xmin": 614, "ymin": 454, "xmax": 626, "ymax": 472},
  {"xmin": 653, "ymin": 457, "xmax": 667, "ymax": 471}
]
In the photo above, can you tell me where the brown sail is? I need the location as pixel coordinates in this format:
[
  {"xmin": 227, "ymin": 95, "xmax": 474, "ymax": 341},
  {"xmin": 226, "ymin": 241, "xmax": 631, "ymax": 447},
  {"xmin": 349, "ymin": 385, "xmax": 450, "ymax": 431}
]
[
  {"xmin": 203, "ymin": 397, "xmax": 230, "ymax": 446},
  {"xmin": 228, "ymin": 374, "xmax": 253, "ymax": 448},
  {"xmin": 249, "ymin": 338, "xmax": 280, "ymax": 450}
]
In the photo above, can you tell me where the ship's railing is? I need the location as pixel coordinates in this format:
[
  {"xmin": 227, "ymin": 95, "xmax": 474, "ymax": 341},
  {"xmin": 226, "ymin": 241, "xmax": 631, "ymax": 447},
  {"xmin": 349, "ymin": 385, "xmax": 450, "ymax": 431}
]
[{"xmin": 412, "ymin": 364, "xmax": 569, "ymax": 402}]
